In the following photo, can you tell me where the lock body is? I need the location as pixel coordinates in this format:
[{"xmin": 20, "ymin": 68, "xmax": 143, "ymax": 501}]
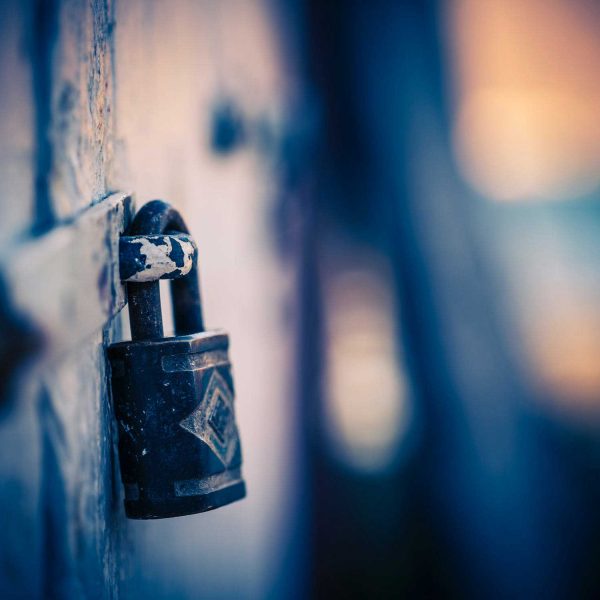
[{"xmin": 108, "ymin": 330, "xmax": 245, "ymax": 519}]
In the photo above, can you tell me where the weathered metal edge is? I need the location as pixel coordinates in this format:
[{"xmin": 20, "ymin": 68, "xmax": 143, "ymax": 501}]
[
  {"xmin": 119, "ymin": 233, "xmax": 196, "ymax": 282},
  {"xmin": 0, "ymin": 192, "xmax": 134, "ymax": 360}
]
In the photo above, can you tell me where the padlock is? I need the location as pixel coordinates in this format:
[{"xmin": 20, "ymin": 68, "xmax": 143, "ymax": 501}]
[{"xmin": 108, "ymin": 201, "xmax": 245, "ymax": 519}]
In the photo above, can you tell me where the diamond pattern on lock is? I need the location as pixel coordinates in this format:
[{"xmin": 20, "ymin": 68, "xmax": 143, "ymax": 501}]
[{"xmin": 179, "ymin": 369, "xmax": 239, "ymax": 466}]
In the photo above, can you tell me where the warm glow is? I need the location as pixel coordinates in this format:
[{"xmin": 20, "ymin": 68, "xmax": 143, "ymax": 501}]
[
  {"xmin": 526, "ymin": 305, "xmax": 600, "ymax": 411},
  {"xmin": 449, "ymin": 0, "xmax": 600, "ymax": 201},
  {"xmin": 323, "ymin": 249, "xmax": 409, "ymax": 472},
  {"xmin": 455, "ymin": 87, "xmax": 600, "ymax": 201}
]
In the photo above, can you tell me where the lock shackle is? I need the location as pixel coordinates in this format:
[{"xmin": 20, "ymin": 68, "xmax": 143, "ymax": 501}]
[{"xmin": 126, "ymin": 200, "xmax": 204, "ymax": 341}]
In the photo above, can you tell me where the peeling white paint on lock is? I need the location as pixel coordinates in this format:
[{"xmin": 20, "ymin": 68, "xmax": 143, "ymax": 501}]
[{"xmin": 127, "ymin": 235, "xmax": 195, "ymax": 282}]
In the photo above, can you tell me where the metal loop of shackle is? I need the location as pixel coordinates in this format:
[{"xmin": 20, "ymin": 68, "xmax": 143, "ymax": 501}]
[
  {"xmin": 121, "ymin": 200, "xmax": 204, "ymax": 340},
  {"xmin": 120, "ymin": 233, "xmax": 197, "ymax": 283}
]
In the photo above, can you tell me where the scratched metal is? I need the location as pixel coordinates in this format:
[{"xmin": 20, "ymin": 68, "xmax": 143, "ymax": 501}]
[
  {"xmin": 119, "ymin": 233, "xmax": 196, "ymax": 282},
  {"xmin": 179, "ymin": 369, "xmax": 240, "ymax": 467},
  {"xmin": 174, "ymin": 468, "xmax": 243, "ymax": 497},
  {"xmin": 161, "ymin": 349, "xmax": 229, "ymax": 372}
]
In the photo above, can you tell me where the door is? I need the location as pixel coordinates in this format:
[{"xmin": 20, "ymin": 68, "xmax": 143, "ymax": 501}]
[{"xmin": 0, "ymin": 1, "xmax": 300, "ymax": 597}]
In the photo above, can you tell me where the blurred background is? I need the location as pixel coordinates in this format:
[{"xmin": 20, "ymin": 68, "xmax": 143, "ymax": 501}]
[{"xmin": 2, "ymin": 0, "xmax": 600, "ymax": 598}]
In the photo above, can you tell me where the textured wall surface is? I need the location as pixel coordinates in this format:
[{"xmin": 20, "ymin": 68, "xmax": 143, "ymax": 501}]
[
  {"xmin": 0, "ymin": 0, "xmax": 125, "ymax": 596},
  {"xmin": 0, "ymin": 0, "xmax": 299, "ymax": 597}
]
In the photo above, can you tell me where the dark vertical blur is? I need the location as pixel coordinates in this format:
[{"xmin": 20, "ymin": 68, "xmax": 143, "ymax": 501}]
[
  {"xmin": 291, "ymin": 0, "xmax": 600, "ymax": 598},
  {"xmin": 298, "ymin": 1, "xmax": 450, "ymax": 596}
]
